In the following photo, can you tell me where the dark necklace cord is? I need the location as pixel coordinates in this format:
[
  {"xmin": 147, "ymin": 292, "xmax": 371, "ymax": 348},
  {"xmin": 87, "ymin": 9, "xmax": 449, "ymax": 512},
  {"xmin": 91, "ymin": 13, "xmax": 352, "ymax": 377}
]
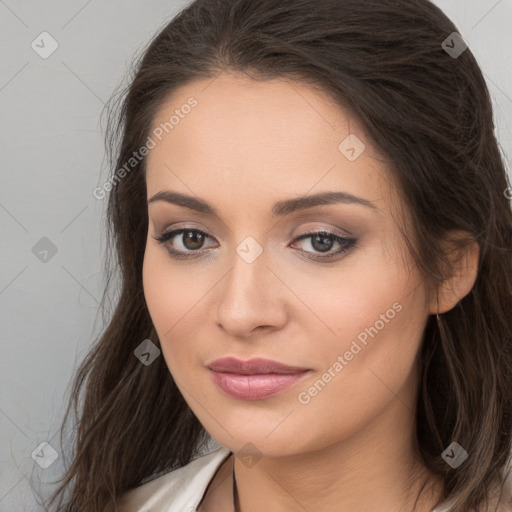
[{"xmin": 232, "ymin": 452, "xmax": 241, "ymax": 511}]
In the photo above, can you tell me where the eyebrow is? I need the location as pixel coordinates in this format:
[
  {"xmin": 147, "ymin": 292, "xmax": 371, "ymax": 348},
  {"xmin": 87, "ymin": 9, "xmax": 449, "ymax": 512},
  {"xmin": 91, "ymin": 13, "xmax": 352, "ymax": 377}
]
[{"xmin": 147, "ymin": 190, "xmax": 379, "ymax": 216}]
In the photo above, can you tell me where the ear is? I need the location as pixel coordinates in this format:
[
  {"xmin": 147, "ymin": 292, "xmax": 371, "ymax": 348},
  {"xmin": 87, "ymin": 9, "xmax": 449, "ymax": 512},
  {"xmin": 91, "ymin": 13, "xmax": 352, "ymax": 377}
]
[{"xmin": 428, "ymin": 231, "xmax": 480, "ymax": 315}]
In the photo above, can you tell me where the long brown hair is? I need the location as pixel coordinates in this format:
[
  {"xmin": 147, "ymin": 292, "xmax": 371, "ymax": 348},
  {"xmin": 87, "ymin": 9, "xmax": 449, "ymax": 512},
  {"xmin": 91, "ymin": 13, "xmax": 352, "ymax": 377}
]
[{"xmin": 46, "ymin": 0, "xmax": 512, "ymax": 510}]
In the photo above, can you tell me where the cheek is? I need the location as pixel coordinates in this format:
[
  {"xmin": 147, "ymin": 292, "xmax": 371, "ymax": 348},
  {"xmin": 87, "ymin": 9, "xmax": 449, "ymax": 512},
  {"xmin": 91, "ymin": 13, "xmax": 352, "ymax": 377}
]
[
  {"xmin": 142, "ymin": 243, "xmax": 225, "ymax": 388},
  {"xmin": 143, "ymin": 247, "xmax": 177, "ymax": 331},
  {"xmin": 288, "ymin": 242, "xmax": 428, "ymax": 417},
  {"xmin": 142, "ymin": 241, "xmax": 211, "ymax": 327},
  {"xmin": 293, "ymin": 281, "xmax": 427, "ymax": 440},
  {"xmin": 291, "ymin": 266, "xmax": 425, "ymax": 384},
  {"xmin": 280, "ymin": 233, "xmax": 420, "ymax": 347},
  {"xmin": 142, "ymin": 247, "xmax": 200, "ymax": 368}
]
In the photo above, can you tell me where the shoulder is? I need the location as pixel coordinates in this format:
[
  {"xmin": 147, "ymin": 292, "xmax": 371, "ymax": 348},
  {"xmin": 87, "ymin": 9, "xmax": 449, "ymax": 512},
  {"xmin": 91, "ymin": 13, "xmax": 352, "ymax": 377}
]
[{"xmin": 115, "ymin": 446, "xmax": 232, "ymax": 512}]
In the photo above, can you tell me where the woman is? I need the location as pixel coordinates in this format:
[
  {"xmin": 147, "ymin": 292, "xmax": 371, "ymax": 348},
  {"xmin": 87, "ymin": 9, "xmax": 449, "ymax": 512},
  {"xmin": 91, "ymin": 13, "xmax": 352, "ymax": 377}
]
[{"xmin": 47, "ymin": 0, "xmax": 512, "ymax": 510}]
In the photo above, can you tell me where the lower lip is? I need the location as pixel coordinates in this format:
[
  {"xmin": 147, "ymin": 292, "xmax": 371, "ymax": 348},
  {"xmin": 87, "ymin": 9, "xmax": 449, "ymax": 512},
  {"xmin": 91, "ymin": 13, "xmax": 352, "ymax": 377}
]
[{"xmin": 208, "ymin": 369, "xmax": 310, "ymax": 400}]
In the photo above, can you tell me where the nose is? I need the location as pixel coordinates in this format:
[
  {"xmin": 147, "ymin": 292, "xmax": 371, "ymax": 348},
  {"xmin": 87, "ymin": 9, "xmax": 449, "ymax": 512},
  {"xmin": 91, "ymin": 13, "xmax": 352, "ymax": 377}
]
[{"xmin": 214, "ymin": 243, "xmax": 288, "ymax": 338}]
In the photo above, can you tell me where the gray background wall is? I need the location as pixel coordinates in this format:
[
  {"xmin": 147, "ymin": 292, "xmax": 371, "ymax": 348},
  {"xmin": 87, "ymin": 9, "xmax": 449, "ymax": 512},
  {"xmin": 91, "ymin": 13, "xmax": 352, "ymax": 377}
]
[{"xmin": 1, "ymin": 0, "xmax": 511, "ymax": 509}]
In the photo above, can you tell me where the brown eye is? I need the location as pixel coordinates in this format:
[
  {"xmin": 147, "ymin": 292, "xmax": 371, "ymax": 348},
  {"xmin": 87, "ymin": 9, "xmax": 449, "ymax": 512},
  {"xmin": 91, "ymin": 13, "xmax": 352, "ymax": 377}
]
[
  {"xmin": 153, "ymin": 228, "xmax": 357, "ymax": 261},
  {"xmin": 181, "ymin": 230, "xmax": 206, "ymax": 250},
  {"xmin": 153, "ymin": 228, "xmax": 216, "ymax": 259},
  {"xmin": 292, "ymin": 231, "xmax": 357, "ymax": 260}
]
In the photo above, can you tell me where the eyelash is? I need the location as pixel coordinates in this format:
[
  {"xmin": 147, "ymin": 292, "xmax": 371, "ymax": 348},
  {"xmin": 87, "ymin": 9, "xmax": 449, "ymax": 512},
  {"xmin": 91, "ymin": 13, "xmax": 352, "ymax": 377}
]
[{"xmin": 153, "ymin": 227, "xmax": 357, "ymax": 261}]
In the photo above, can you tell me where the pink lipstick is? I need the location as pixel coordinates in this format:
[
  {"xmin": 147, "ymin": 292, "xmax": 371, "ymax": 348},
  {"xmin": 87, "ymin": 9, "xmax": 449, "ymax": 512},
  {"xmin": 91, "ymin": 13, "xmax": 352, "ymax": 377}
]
[{"xmin": 207, "ymin": 357, "xmax": 311, "ymax": 400}]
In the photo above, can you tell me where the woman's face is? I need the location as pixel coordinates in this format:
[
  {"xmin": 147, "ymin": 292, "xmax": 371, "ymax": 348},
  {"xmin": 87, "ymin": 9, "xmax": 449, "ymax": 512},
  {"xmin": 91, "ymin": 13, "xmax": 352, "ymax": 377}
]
[{"xmin": 142, "ymin": 71, "xmax": 433, "ymax": 456}]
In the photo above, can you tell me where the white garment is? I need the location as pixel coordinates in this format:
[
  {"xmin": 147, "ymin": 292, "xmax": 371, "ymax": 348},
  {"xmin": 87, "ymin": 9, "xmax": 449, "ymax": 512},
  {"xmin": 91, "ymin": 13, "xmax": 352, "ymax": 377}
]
[
  {"xmin": 118, "ymin": 446, "xmax": 511, "ymax": 512},
  {"xmin": 117, "ymin": 447, "xmax": 232, "ymax": 512}
]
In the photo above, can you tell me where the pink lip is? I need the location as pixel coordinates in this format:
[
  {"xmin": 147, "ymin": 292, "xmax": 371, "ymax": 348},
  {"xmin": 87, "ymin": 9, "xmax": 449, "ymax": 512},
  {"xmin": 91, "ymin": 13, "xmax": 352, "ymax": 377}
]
[{"xmin": 207, "ymin": 357, "xmax": 311, "ymax": 400}]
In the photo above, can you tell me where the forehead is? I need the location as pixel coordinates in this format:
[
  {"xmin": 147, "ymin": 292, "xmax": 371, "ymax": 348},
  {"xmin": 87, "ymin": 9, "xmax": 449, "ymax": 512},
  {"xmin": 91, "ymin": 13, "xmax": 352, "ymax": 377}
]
[{"xmin": 145, "ymin": 71, "xmax": 393, "ymax": 214}]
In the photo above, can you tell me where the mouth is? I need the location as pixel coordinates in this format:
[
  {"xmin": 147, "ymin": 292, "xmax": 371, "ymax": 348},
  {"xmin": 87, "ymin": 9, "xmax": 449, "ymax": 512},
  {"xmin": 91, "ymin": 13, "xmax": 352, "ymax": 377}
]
[
  {"xmin": 207, "ymin": 356, "xmax": 310, "ymax": 374},
  {"xmin": 207, "ymin": 357, "xmax": 312, "ymax": 400}
]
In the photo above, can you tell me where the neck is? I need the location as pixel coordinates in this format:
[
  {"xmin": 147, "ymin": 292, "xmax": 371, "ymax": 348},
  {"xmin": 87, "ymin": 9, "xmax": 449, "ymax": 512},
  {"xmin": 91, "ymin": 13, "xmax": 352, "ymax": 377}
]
[{"xmin": 231, "ymin": 399, "xmax": 443, "ymax": 512}]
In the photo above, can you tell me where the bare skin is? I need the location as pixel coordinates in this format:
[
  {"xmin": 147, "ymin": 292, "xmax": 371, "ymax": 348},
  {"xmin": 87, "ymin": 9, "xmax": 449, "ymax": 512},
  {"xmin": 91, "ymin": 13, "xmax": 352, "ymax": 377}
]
[
  {"xmin": 196, "ymin": 453, "xmax": 235, "ymax": 512},
  {"xmin": 196, "ymin": 451, "xmax": 444, "ymax": 512},
  {"xmin": 142, "ymin": 70, "xmax": 479, "ymax": 512}
]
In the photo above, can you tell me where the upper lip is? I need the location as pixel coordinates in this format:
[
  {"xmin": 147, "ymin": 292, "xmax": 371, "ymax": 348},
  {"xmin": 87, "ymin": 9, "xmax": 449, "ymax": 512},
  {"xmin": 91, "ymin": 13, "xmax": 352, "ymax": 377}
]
[{"xmin": 207, "ymin": 357, "xmax": 310, "ymax": 375}]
